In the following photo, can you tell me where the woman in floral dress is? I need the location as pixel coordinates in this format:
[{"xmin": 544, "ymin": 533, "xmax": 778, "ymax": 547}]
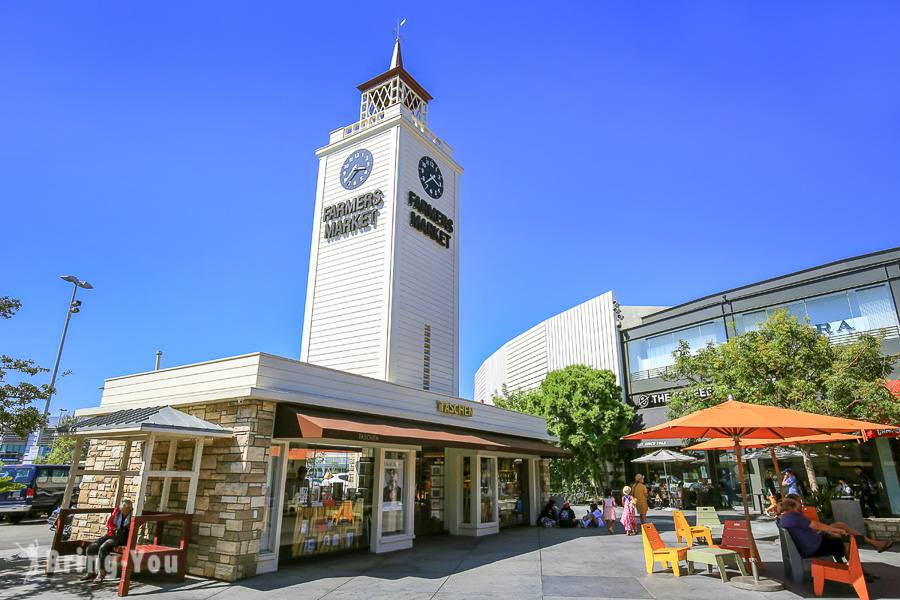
[{"xmin": 620, "ymin": 485, "xmax": 639, "ymax": 535}]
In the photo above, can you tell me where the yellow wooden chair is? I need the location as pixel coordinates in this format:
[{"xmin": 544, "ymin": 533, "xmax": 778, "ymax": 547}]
[
  {"xmin": 674, "ymin": 510, "xmax": 713, "ymax": 547},
  {"xmin": 642, "ymin": 523, "xmax": 689, "ymax": 576}
]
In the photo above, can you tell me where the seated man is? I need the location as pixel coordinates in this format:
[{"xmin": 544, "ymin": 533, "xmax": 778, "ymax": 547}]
[
  {"xmin": 81, "ymin": 499, "xmax": 133, "ymax": 583},
  {"xmin": 778, "ymin": 498, "xmax": 892, "ymax": 574},
  {"xmin": 580, "ymin": 502, "xmax": 602, "ymax": 528}
]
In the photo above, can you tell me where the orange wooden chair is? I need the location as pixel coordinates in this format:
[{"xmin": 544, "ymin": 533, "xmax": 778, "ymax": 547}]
[
  {"xmin": 715, "ymin": 520, "xmax": 762, "ymax": 572},
  {"xmin": 812, "ymin": 537, "xmax": 868, "ymax": 600},
  {"xmin": 642, "ymin": 523, "xmax": 689, "ymax": 576},
  {"xmin": 674, "ymin": 510, "xmax": 713, "ymax": 547},
  {"xmin": 331, "ymin": 501, "xmax": 354, "ymax": 525},
  {"xmin": 801, "ymin": 506, "xmax": 820, "ymax": 523}
]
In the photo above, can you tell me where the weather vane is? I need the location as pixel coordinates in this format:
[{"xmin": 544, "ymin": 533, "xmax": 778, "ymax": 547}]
[{"xmin": 393, "ymin": 18, "xmax": 406, "ymax": 42}]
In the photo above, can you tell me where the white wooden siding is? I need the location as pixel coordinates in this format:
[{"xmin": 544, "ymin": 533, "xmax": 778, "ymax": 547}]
[
  {"xmin": 473, "ymin": 292, "xmax": 623, "ymax": 403},
  {"xmin": 88, "ymin": 353, "xmax": 552, "ymax": 441}
]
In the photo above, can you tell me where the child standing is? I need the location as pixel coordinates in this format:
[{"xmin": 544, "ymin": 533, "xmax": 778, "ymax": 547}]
[
  {"xmin": 601, "ymin": 489, "xmax": 617, "ymax": 534},
  {"xmin": 620, "ymin": 486, "xmax": 639, "ymax": 535}
]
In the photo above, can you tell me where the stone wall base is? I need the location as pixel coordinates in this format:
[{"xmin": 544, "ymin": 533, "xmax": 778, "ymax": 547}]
[{"xmin": 864, "ymin": 518, "xmax": 900, "ymax": 542}]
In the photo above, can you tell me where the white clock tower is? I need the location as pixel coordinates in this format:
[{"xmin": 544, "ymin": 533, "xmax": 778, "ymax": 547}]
[{"xmin": 300, "ymin": 40, "xmax": 463, "ymax": 396}]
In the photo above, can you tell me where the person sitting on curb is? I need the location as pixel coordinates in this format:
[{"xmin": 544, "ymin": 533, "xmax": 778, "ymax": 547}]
[
  {"xmin": 539, "ymin": 500, "xmax": 558, "ymax": 527},
  {"xmin": 778, "ymin": 498, "xmax": 892, "ymax": 579},
  {"xmin": 81, "ymin": 499, "xmax": 133, "ymax": 583},
  {"xmin": 580, "ymin": 502, "xmax": 602, "ymax": 528},
  {"xmin": 558, "ymin": 502, "xmax": 578, "ymax": 528}
]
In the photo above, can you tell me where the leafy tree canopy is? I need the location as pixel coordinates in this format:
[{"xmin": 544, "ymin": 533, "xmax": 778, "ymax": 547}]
[
  {"xmin": 1, "ymin": 296, "xmax": 51, "ymax": 438},
  {"xmin": 493, "ymin": 365, "xmax": 633, "ymax": 497},
  {"xmin": 664, "ymin": 308, "xmax": 899, "ymax": 490}
]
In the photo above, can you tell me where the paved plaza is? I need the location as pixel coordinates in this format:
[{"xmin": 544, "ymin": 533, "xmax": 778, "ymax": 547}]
[{"xmin": 1, "ymin": 509, "xmax": 898, "ymax": 600}]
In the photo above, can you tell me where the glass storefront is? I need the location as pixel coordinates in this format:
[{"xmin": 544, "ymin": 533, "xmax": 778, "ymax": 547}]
[
  {"xmin": 279, "ymin": 443, "xmax": 374, "ymax": 562},
  {"xmin": 480, "ymin": 457, "xmax": 495, "ymax": 523},
  {"xmin": 628, "ymin": 320, "xmax": 728, "ymax": 378},
  {"xmin": 414, "ymin": 450, "xmax": 445, "ymax": 536},
  {"xmin": 261, "ymin": 445, "xmax": 283, "ymax": 553},
  {"xmin": 498, "ymin": 458, "xmax": 527, "ymax": 527},
  {"xmin": 381, "ymin": 451, "xmax": 407, "ymax": 536},
  {"xmin": 462, "ymin": 456, "xmax": 472, "ymax": 523},
  {"xmin": 734, "ymin": 283, "xmax": 900, "ymax": 338}
]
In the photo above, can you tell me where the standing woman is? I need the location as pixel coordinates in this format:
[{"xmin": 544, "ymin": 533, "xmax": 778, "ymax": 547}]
[{"xmin": 633, "ymin": 474, "xmax": 649, "ymax": 525}]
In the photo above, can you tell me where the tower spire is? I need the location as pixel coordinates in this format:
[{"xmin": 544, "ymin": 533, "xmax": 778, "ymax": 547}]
[{"xmin": 391, "ymin": 18, "xmax": 406, "ymax": 69}]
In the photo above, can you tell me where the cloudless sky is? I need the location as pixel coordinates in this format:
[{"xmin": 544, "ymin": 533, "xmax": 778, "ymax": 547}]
[{"xmin": 3, "ymin": 2, "xmax": 899, "ymax": 416}]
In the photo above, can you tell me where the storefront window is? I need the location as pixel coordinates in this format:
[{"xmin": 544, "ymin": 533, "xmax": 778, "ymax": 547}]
[
  {"xmin": 261, "ymin": 444, "xmax": 283, "ymax": 553},
  {"xmin": 462, "ymin": 457, "xmax": 472, "ymax": 524},
  {"xmin": 498, "ymin": 458, "xmax": 525, "ymax": 527},
  {"xmin": 734, "ymin": 284, "xmax": 900, "ymax": 338},
  {"xmin": 279, "ymin": 443, "xmax": 373, "ymax": 562},
  {"xmin": 628, "ymin": 320, "xmax": 727, "ymax": 380},
  {"xmin": 381, "ymin": 451, "xmax": 407, "ymax": 536},
  {"xmin": 480, "ymin": 457, "xmax": 495, "ymax": 523}
]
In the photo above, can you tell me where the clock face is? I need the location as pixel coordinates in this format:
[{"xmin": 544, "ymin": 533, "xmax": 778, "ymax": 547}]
[
  {"xmin": 418, "ymin": 156, "xmax": 444, "ymax": 199},
  {"xmin": 340, "ymin": 149, "xmax": 374, "ymax": 190}
]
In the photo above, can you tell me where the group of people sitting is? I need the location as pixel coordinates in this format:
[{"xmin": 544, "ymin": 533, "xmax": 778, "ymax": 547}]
[{"xmin": 537, "ymin": 484, "xmax": 645, "ymax": 536}]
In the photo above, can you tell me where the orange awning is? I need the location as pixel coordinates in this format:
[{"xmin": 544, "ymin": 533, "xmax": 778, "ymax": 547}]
[{"xmin": 274, "ymin": 404, "xmax": 572, "ymax": 458}]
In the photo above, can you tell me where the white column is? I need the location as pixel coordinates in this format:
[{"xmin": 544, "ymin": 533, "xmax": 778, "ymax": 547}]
[
  {"xmin": 185, "ymin": 438, "xmax": 203, "ymax": 513},
  {"xmin": 114, "ymin": 439, "xmax": 133, "ymax": 508},
  {"xmin": 134, "ymin": 434, "xmax": 155, "ymax": 516},
  {"xmin": 62, "ymin": 437, "xmax": 84, "ymax": 509},
  {"xmin": 159, "ymin": 439, "xmax": 178, "ymax": 511}
]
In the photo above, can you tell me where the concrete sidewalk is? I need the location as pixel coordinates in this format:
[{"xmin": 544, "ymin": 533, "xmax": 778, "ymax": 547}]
[{"xmin": 2, "ymin": 510, "xmax": 898, "ymax": 600}]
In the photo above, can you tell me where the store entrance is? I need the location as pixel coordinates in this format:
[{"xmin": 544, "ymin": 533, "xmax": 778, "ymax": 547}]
[
  {"xmin": 414, "ymin": 449, "xmax": 446, "ymax": 536},
  {"xmin": 498, "ymin": 458, "xmax": 528, "ymax": 527}
]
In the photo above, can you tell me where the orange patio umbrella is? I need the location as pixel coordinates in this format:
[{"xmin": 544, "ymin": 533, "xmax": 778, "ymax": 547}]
[
  {"xmin": 623, "ymin": 400, "xmax": 898, "ymax": 567},
  {"xmin": 684, "ymin": 433, "xmax": 861, "ymax": 500}
]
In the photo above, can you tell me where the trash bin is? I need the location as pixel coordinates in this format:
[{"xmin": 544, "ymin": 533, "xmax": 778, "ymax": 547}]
[{"xmin": 831, "ymin": 499, "xmax": 866, "ymax": 533}]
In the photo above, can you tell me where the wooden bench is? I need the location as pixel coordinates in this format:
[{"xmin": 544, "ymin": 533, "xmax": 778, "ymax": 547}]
[
  {"xmin": 695, "ymin": 506, "xmax": 724, "ymax": 536},
  {"xmin": 642, "ymin": 523, "xmax": 689, "ymax": 576},
  {"xmin": 812, "ymin": 536, "xmax": 868, "ymax": 600},
  {"xmin": 48, "ymin": 508, "xmax": 192, "ymax": 597},
  {"xmin": 674, "ymin": 509, "xmax": 713, "ymax": 547}
]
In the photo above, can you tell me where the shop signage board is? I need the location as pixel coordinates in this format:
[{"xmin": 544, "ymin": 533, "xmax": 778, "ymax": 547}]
[
  {"xmin": 629, "ymin": 387, "xmax": 714, "ymax": 409},
  {"xmin": 436, "ymin": 400, "xmax": 473, "ymax": 417}
]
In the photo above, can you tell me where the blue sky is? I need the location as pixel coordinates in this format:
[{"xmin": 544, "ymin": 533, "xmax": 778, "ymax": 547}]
[{"xmin": 3, "ymin": 2, "xmax": 899, "ymax": 415}]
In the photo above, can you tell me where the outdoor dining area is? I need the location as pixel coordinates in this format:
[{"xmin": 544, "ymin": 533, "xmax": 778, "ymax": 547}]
[{"xmin": 624, "ymin": 399, "xmax": 900, "ymax": 597}]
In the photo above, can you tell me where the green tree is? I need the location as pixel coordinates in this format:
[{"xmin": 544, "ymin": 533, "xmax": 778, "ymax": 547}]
[
  {"xmin": 35, "ymin": 414, "xmax": 82, "ymax": 465},
  {"xmin": 1, "ymin": 297, "xmax": 51, "ymax": 438},
  {"xmin": 664, "ymin": 308, "xmax": 899, "ymax": 491},
  {"xmin": 493, "ymin": 365, "xmax": 634, "ymax": 497}
]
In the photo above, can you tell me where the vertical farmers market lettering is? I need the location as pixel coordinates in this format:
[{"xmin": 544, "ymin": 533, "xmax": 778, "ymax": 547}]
[{"xmin": 408, "ymin": 191, "xmax": 453, "ymax": 249}]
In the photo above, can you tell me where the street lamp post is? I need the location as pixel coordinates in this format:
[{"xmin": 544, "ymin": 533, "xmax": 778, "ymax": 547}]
[{"xmin": 28, "ymin": 276, "xmax": 93, "ymax": 459}]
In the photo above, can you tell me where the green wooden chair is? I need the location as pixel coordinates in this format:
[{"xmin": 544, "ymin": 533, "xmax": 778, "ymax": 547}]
[{"xmin": 695, "ymin": 506, "xmax": 724, "ymax": 536}]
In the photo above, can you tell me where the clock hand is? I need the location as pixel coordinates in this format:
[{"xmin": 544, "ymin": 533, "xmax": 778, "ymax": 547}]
[
  {"xmin": 345, "ymin": 166, "xmax": 360, "ymax": 181},
  {"xmin": 424, "ymin": 174, "xmax": 436, "ymax": 185}
]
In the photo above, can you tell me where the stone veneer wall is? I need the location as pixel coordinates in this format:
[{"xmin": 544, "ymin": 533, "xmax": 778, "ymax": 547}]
[
  {"xmin": 539, "ymin": 459, "xmax": 552, "ymax": 507},
  {"xmin": 865, "ymin": 518, "xmax": 900, "ymax": 542},
  {"xmin": 69, "ymin": 399, "xmax": 275, "ymax": 582}
]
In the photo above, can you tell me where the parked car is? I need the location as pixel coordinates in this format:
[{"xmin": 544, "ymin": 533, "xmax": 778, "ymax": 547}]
[{"xmin": 0, "ymin": 464, "xmax": 77, "ymax": 524}]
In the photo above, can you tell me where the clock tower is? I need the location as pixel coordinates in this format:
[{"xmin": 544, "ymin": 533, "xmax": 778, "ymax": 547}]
[{"xmin": 300, "ymin": 40, "xmax": 463, "ymax": 396}]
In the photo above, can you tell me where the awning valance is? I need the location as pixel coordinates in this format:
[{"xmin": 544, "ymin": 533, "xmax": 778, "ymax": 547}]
[{"xmin": 274, "ymin": 404, "xmax": 572, "ymax": 458}]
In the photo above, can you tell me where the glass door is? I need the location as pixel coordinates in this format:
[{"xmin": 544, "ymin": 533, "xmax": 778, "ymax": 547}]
[{"xmin": 414, "ymin": 449, "xmax": 445, "ymax": 536}]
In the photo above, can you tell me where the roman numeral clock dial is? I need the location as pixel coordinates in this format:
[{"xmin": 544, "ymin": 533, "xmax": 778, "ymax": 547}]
[
  {"xmin": 340, "ymin": 149, "xmax": 374, "ymax": 190},
  {"xmin": 418, "ymin": 156, "xmax": 444, "ymax": 199}
]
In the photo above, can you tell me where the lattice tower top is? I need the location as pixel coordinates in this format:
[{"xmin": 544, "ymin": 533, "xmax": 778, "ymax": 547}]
[{"xmin": 357, "ymin": 39, "xmax": 432, "ymax": 126}]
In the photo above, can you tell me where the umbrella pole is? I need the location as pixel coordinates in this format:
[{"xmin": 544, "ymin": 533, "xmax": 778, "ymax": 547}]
[{"xmin": 734, "ymin": 437, "xmax": 760, "ymax": 565}]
